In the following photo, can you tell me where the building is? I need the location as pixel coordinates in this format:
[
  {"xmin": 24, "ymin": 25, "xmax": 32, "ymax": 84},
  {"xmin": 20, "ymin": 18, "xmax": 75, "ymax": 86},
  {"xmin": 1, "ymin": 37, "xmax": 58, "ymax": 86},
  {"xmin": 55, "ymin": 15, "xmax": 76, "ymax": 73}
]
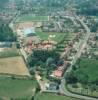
[
  {"xmin": 46, "ymin": 82, "xmax": 59, "ymax": 90},
  {"xmin": 53, "ymin": 70, "xmax": 63, "ymax": 78},
  {"xmin": 52, "ymin": 62, "xmax": 69, "ymax": 78},
  {"xmin": 23, "ymin": 27, "xmax": 36, "ymax": 37}
]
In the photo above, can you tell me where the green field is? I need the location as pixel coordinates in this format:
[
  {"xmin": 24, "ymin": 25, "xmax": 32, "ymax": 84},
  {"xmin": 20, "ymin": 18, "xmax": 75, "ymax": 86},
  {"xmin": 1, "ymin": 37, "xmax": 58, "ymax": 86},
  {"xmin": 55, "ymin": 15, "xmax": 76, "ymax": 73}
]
[
  {"xmin": 76, "ymin": 58, "xmax": 98, "ymax": 82},
  {"xmin": 35, "ymin": 93, "xmax": 81, "ymax": 100},
  {"xmin": 16, "ymin": 15, "xmax": 48, "ymax": 22},
  {"xmin": 36, "ymin": 28, "xmax": 66, "ymax": 43},
  {"xmin": 0, "ymin": 49, "xmax": 19, "ymax": 58},
  {"xmin": 0, "ymin": 77, "xmax": 37, "ymax": 99}
]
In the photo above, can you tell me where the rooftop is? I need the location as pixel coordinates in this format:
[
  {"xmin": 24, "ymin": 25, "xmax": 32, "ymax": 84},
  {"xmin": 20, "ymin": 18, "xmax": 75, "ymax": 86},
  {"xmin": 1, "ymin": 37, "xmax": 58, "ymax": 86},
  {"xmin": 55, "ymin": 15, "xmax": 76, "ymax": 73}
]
[
  {"xmin": 24, "ymin": 27, "xmax": 35, "ymax": 35},
  {"xmin": 53, "ymin": 70, "xmax": 63, "ymax": 78}
]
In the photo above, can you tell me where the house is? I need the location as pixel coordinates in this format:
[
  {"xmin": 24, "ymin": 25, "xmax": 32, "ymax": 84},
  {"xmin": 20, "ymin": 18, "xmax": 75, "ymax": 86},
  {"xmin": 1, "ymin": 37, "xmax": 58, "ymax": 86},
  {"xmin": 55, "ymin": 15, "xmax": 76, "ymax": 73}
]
[
  {"xmin": 53, "ymin": 70, "xmax": 63, "ymax": 78},
  {"xmin": 46, "ymin": 82, "xmax": 59, "ymax": 90},
  {"xmin": 52, "ymin": 62, "xmax": 69, "ymax": 78}
]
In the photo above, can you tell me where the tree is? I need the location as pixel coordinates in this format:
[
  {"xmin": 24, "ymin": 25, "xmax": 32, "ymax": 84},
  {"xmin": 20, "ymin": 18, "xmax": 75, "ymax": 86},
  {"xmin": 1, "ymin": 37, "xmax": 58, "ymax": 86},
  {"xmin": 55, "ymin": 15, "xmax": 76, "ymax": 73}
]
[
  {"xmin": 75, "ymin": 70, "xmax": 89, "ymax": 85},
  {"xmin": 95, "ymin": 79, "xmax": 98, "ymax": 85},
  {"xmin": 0, "ymin": 23, "xmax": 16, "ymax": 41},
  {"xmin": 27, "ymin": 55, "xmax": 37, "ymax": 67},
  {"xmin": 65, "ymin": 71, "xmax": 77, "ymax": 84},
  {"xmin": 46, "ymin": 57, "xmax": 54, "ymax": 67},
  {"xmin": 57, "ymin": 59, "xmax": 64, "ymax": 66},
  {"xmin": 27, "ymin": 50, "xmax": 60, "ymax": 67},
  {"xmin": 89, "ymin": 84, "xmax": 96, "ymax": 95}
]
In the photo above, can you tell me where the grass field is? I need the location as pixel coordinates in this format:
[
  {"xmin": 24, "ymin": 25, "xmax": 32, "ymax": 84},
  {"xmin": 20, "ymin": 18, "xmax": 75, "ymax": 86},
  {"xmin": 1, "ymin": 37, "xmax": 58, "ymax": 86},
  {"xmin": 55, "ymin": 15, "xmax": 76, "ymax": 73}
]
[
  {"xmin": 0, "ymin": 77, "xmax": 37, "ymax": 99},
  {"xmin": 76, "ymin": 58, "xmax": 98, "ymax": 82},
  {"xmin": 16, "ymin": 15, "xmax": 48, "ymax": 22},
  {"xmin": 0, "ymin": 48, "xmax": 19, "ymax": 58},
  {"xmin": 36, "ymin": 28, "xmax": 66, "ymax": 43},
  {"xmin": 0, "ymin": 56, "xmax": 30, "ymax": 76},
  {"xmin": 35, "ymin": 93, "xmax": 81, "ymax": 100}
]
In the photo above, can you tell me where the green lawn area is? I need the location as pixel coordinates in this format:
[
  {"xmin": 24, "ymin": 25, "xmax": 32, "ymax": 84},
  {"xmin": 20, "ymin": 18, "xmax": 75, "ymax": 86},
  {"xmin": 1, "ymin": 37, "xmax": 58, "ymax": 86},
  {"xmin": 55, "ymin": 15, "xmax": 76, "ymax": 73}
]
[
  {"xmin": 35, "ymin": 93, "xmax": 81, "ymax": 100},
  {"xmin": 36, "ymin": 28, "xmax": 66, "ymax": 43},
  {"xmin": 16, "ymin": 15, "xmax": 48, "ymax": 22},
  {"xmin": 76, "ymin": 58, "xmax": 98, "ymax": 82},
  {"xmin": 0, "ymin": 77, "xmax": 37, "ymax": 99},
  {"xmin": 0, "ymin": 48, "xmax": 19, "ymax": 58}
]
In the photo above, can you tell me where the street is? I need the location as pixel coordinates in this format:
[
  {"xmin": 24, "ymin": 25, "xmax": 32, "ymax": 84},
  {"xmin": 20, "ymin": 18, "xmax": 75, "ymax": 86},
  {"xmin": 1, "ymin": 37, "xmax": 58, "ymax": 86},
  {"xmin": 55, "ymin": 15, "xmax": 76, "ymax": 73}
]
[{"xmin": 59, "ymin": 16, "xmax": 98, "ymax": 100}]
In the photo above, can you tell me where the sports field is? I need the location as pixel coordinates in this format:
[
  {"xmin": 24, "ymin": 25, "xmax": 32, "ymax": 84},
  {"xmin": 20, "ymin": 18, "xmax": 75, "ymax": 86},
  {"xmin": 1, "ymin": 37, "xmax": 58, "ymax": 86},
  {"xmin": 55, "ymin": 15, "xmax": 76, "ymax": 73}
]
[
  {"xmin": 35, "ymin": 93, "xmax": 81, "ymax": 100},
  {"xmin": 16, "ymin": 15, "xmax": 48, "ymax": 22},
  {"xmin": 36, "ymin": 28, "xmax": 66, "ymax": 43},
  {"xmin": 76, "ymin": 58, "xmax": 98, "ymax": 82},
  {"xmin": 0, "ymin": 77, "xmax": 37, "ymax": 99},
  {"xmin": 0, "ymin": 56, "xmax": 30, "ymax": 76}
]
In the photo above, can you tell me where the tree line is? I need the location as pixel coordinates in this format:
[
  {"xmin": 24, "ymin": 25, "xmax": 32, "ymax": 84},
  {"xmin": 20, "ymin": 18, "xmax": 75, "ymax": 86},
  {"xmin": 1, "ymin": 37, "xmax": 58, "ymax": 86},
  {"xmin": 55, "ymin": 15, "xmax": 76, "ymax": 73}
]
[{"xmin": 0, "ymin": 22, "xmax": 16, "ymax": 42}]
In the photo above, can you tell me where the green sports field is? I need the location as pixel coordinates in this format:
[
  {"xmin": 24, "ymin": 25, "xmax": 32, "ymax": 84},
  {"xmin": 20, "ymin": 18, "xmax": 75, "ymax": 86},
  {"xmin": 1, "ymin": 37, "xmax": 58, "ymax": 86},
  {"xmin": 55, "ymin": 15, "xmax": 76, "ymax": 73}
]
[
  {"xmin": 35, "ymin": 93, "xmax": 81, "ymax": 100},
  {"xmin": 36, "ymin": 28, "xmax": 66, "ymax": 43},
  {"xmin": 16, "ymin": 15, "xmax": 48, "ymax": 22},
  {"xmin": 0, "ymin": 77, "xmax": 37, "ymax": 99}
]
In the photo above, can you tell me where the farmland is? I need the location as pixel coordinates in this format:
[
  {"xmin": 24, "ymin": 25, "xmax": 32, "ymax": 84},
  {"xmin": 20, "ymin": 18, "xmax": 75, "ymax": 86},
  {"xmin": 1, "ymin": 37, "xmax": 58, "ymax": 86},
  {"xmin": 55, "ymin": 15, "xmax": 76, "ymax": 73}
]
[
  {"xmin": 0, "ymin": 77, "xmax": 37, "ymax": 99},
  {"xmin": 35, "ymin": 93, "xmax": 81, "ymax": 100},
  {"xmin": 16, "ymin": 15, "xmax": 49, "ymax": 22},
  {"xmin": 0, "ymin": 56, "xmax": 30, "ymax": 76}
]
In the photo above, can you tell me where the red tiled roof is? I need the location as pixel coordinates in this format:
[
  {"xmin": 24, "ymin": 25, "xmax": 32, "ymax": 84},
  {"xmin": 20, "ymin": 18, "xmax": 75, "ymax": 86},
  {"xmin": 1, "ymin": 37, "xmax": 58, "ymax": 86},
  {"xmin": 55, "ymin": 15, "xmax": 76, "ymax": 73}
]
[{"xmin": 53, "ymin": 70, "xmax": 63, "ymax": 77}]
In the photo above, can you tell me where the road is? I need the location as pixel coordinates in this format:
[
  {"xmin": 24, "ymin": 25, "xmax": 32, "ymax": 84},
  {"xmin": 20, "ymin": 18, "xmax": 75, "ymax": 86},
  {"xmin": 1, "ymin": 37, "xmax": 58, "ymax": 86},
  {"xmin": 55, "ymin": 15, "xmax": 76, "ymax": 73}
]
[
  {"xmin": 60, "ymin": 79, "xmax": 98, "ymax": 100},
  {"xmin": 9, "ymin": 11, "xmax": 20, "ymax": 30},
  {"xmin": 56, "ymin": 22, "xmax": 62, "ymax": 31},
  {"xmin": 20, "ymin": 48, "xmax": 28, "ymax": 61},
  {"xmin": 60, "ymin": 16, "xmax": 98, "ymax": 100}
]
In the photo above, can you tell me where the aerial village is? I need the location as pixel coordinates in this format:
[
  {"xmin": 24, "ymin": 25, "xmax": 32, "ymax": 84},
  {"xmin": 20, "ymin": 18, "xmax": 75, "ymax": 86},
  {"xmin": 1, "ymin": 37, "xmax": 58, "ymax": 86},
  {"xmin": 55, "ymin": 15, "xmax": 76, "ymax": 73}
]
[
  {"xmin": 1, "ymin": 0, "xmax": 98, "ymax": 100},
  {"xmin": 10, "ymin": 11, "xmax": 87, "ymax": 91}
]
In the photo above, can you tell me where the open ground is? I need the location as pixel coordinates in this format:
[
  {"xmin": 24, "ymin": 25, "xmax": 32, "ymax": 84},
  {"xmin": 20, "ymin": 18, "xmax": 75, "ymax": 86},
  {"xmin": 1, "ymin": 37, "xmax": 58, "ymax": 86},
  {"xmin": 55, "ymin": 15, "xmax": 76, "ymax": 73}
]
[
  {"xmin": 36, "ymin": 28, "xmax": 66, "ymax": 43},
  {"xmin": 76, "ymin": 58, "xmax": 98, "ymax": 82},
  {"xmin": 0, "ymin": 56, "xmax": 30, "ymax": 76},
  {"xmin": 35, "ymin": 93, "xmax": 81, "ymax": 100},
  {"xmin": 0, "ymin": 77, "xmax": 37, "ymax": 99},
  {"xmin": 16, "ymin": 15, "xmax": 49, "ymax": 22}
]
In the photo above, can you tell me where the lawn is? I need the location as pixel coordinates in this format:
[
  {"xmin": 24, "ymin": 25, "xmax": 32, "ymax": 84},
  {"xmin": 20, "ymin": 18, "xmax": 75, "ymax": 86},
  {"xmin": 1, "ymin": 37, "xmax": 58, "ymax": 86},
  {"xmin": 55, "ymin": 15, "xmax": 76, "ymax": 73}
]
[
  {"xmin": 16, "ymin": 15, "xmax": 48, "ymax": 22},
  {"xmin": 0, "ymin": 77, "xmax": 37, "ymax": 99},
  {"xmin": 0, "ymin": 48, "xmax": 19, "ymax": 58},
  {"xmin": 36, "ymin": 28, "xmax": 66, "ymax": 43},
  {"xmin": 0, "ymin": 56, "xmax": 30, "ymax": 76},
  {"xmin": 76, "ymin": 58, "xmax": 98, "ymax": 82},
  {"xmin": 35, "ymin": 93, "xmax": 81, "ymax": 100}
]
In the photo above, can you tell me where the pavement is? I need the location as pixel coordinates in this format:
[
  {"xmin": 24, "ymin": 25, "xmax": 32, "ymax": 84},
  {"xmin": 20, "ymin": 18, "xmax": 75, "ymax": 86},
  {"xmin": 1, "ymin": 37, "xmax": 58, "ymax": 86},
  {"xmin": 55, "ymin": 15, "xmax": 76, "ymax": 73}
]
[{"xmin": 60, "ymin": 79, "xmax": 98, "ymax": 100}]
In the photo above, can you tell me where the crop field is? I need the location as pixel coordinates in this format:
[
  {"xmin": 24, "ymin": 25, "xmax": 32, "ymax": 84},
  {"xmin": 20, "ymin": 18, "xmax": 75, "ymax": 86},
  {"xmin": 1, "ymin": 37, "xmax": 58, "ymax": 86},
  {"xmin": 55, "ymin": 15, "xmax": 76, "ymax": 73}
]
[
  {"xmin": 76, "ymin": 58, "xmax": 98, "ymax": 82},
  {"xmin": 16, "ymin": 15, "xmax": 49, "ymax": 22},
  {"xmin": 35, "ymin": 93, "xmax": 81, "ymax": 100},
  {"xmin": 0, "ymin": 77, "xmax": 37, "ymax": 99},
  {"xmin": 0, "ymin": 56, "xmax": 30, "ymax": 76}
]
